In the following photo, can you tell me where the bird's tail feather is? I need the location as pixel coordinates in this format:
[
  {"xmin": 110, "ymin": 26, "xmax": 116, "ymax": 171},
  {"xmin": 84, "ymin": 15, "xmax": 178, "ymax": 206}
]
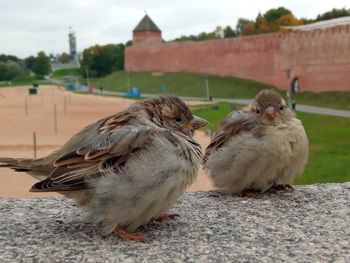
[{"xmin": 0, "ymin": 157, "xmax": 51, "ymax": 180}]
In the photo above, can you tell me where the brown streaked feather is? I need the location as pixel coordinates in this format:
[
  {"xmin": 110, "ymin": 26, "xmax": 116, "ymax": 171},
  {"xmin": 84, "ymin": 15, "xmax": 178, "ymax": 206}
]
[
  {"xmin": 54, "ymin": 151, "xmax": 84, "ymax": 167},
  {"xmin": 204, "ymin": 109, "xmax": 258, "ymax": 162},
  {"xmin": 31, "ymin": 125, "xmax": 158, "ymax": 193},
  {"xmin": 85, "ymin": 148, "xmax": 110, "ymax": 160}
]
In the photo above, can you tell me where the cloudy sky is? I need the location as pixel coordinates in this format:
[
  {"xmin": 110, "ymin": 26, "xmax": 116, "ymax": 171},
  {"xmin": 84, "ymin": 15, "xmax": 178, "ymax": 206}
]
[{"xmin": 0, "ymin": 0, "xmax": 348, "ymax": 58}]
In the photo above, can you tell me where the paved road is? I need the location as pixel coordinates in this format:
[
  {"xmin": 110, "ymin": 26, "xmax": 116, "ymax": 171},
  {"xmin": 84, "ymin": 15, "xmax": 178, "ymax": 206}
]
[{"xmin": 214, "ymin": 98, "xmax": 350, "ymax": 118}]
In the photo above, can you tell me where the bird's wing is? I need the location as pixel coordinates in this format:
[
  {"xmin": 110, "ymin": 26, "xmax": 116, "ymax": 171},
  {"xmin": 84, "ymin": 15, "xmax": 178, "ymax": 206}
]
[
  {"xmin": 31, "ymin": 123, "xmax": 158, "ymax": 192},
  {"xmin": 204, "ymin": 109, "xmax": 257, "ymax": 162}
]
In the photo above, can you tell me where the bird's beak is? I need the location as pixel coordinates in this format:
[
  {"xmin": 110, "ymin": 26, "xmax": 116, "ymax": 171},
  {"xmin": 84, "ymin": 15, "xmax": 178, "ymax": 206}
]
[
  {"xmin": 263, "ymin": 106, "xmax": 279, "ymax": 119},
  {"xmin": 189, "ymin": 115, "xmax": 208, "ymax": 130}
]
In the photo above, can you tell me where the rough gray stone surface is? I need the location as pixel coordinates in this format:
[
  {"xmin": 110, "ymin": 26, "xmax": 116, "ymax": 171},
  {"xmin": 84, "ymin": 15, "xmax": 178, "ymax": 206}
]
[{"xmin": 1, "ymin": 183, "xmax": 349, "ymax": 263}]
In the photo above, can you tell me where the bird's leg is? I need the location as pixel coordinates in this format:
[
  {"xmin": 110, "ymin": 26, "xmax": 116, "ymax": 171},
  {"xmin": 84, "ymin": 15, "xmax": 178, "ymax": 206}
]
[
  {"xmin": 152, "ymin": 213, "xmax": 180, "ymax": 222},
  {"xmin": 112, "ymin": 225, "xmax": 146, "ymax": 242},
  {"xmin": 269, "ymin": 184, "xmax": 294, "ymax": 192},
  {"xmin": 283, "ymin": 184, "xmax": 294, "ymax": 191},
  {"xmin": 240, "ymin": 189, "xmax": 258, "ymax": 197}
]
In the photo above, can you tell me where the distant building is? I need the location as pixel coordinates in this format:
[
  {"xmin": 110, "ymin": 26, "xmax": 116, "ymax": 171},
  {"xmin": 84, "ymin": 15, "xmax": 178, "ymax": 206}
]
[
  {"xmin": 125, "ymin": 15, "xmax": 350, "ymax": 92},
  {"xmin": 68, "ymin": 27, "xmax": 77, "ymax": 61},
  {"xmin": 51, "ymin": 27, "xmax": 80, "ymax": 71}
]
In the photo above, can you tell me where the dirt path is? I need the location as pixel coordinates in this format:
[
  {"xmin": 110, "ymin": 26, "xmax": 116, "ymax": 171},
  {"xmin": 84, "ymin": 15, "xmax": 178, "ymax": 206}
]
[{"xmin": 0, "ymin": 86, "xmax": 213, "ymax": 197}]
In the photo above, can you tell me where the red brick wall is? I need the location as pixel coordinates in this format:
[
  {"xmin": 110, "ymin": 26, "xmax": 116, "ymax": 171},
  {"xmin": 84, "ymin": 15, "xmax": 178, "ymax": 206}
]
[{"xmin": 125, "ymin": 25, "xmax": 350, "ymax": 92}]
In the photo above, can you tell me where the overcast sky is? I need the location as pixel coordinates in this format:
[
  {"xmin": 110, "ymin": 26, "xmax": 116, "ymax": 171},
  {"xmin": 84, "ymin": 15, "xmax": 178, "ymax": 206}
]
[{"xmin": 0, "ymin": 0, "xmax": 348, "ymax": 58}]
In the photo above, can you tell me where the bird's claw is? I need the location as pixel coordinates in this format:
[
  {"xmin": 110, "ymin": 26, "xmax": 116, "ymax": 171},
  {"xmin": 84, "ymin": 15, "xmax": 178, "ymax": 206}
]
[
  {"xmin": 152, "ymin": 213, "xmax": 180, "ymax": 222},
  {"xmin": 240, "ymin": 189, "xmax": 258, "ymax": 197},
  {"xmin": 113, "ymin": 225, "xmax": 146, "ymax": 242}
]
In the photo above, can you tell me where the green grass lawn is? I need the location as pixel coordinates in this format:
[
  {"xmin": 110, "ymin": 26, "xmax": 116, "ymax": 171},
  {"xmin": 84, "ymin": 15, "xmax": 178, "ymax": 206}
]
[
  {"xmin": 0, "ymin": 75, "xmax": 40, "ymax": 87},
  {"xmin": 90, "ymin": 71, "xmax": 350, "ymax": 110},
  {"xmin": 52, "ymin": 68, "xmax": 80, "ymax": 78},
  {"xmin": 190, "ymin": 103, "xmax": 350, "ymax": 185}
]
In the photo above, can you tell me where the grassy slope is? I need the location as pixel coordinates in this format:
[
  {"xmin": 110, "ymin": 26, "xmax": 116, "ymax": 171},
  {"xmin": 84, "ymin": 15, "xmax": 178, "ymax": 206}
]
[
  {"xmin": 52, "ymin": 68, "xmax": 80, "ymax": 78},
  {"xmin": 190, "ymin": 103, "xmax": 350, "ymax": 185},
  {"xmin": 91, "ymin": 71, "xmax": 350, "ymax": 110}
]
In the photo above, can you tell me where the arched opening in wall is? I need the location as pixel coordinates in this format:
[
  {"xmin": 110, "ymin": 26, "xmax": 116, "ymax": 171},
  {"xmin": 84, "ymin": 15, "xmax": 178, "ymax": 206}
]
[{"xmin": 291, "ymin": 77, "xmax": 300, "ymax": 93}]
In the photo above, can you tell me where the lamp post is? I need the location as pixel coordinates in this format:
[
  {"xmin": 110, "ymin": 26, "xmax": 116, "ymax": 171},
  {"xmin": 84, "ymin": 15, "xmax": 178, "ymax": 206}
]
[
  {"xmin": 86, "ymin": 66, "xmax": 90, "ymax": 88},
  {"xmin": 127, "ymin": 71, "xmax": 131, "ymax": 94},
  {"xmin": 86, "ymin": 50, "xmax": 94, "ymax": 90},
  {"xmin": 286, "ymin": 68, "xmax": 292, "ymax": 109},
  {"xmin": 204, "ymin": 73, "xmax": 210, "ymax": 101}
]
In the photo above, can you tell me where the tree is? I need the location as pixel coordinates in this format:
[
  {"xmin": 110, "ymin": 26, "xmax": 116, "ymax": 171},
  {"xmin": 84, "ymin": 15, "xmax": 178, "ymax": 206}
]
[
  {"xmin": 0, "ymin": 54, "xmax": 19, "ymax": 62},
  {"xmin": 0, "ymin": 61, "xmax": 26, "ymax": 81},
  {"xmin": 24, "ymin": 56, "xmax": 36, "ymax": 71},
  {"xmin": 242, "ymin": 22, "xmax": 256, "ymax": 35},
  {"xmin": 59, "ymin": 52, "xmax": 70, "ymax": 64},
  {"xmin": 276, "ymin": 14, "xmax": 301, "ymax": 27},
  {"xmin": 315, "ymin": 8, "xmax": 350, "ymax": 21},
  {"xmin": 264, "ymin": 7, "xmax": 292, "ymax": 22},
  {"xmin": 223, "ymin": 26, "xmax": 236, "ymax": 38},
  {"xmin": 115, "ymin": 44, "xmax": 125, "ymax": 70},
  {"xmin": 236, "ymin": 18, "xmax": 254, "ymax": 36},
  {"xmin": 32, "ymin": 51, "xmax": 51, "ymax": 77},
  {"xmin": 80, "ymin": 43, "xmax": 125, "ymax": 78},
  {"xmin": 125, "ymin": 40, "xmax": 133, "ymax": 47},
  {"xmin": 255, "ymin": 12, "xmax": 269, "ymax": 34}
]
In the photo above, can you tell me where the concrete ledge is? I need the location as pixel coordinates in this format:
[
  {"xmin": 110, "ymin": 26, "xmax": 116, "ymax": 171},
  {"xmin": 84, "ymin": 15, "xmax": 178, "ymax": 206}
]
[{"xmin": 1, "ymin": 183, "xmax": 349, "ymax": 262}]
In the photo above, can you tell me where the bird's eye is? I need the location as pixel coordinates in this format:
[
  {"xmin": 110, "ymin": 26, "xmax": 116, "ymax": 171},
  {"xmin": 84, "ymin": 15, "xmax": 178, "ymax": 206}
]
[
  {"xmin": 175, "ymin": 116, "xmax": 182, "ymax": 122},
  {"xmin": 256, "ymin": 109, "xmax": 260, "ymax": 114},
  {"xmin": 280, "ymin": 105, "xmax": 285, "ymax": 111}
]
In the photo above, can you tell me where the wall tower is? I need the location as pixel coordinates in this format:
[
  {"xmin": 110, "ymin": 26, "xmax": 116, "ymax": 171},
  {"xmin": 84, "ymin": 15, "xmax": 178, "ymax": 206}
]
[{"xmin": 132, "ymin": 14, "xmax": 162, "ymax": 46}]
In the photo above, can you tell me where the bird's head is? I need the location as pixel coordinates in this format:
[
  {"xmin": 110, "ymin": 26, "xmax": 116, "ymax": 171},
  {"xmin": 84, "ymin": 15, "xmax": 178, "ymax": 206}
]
[
  {"xmin": 138, "ymin": 95, "xmax": 208, "ymax": 136},
  {"xmin": 250, "ymin": 90, "xmax": 294, "ymax": 125}
]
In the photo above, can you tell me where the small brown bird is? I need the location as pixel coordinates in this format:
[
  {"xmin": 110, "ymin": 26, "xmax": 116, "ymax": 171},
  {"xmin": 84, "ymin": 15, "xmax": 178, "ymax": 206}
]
[
  {"xmin": 204, "ymin": 90, "xmax": 309, "ymax": 196},
  {"xmin": 0, "ymin": 95, "xmax": 207, "ymax": 241}
]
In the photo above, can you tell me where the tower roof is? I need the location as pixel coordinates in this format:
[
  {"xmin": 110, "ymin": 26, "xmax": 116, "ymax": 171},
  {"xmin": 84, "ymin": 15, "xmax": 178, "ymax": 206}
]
[{"xmin": 133, "ymin": 14, "xmax": 161, "ymax": 32}]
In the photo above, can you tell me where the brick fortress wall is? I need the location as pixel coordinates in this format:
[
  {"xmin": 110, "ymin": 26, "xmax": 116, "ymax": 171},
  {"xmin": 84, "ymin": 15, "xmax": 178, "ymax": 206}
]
[{"xmin": 125, "ymin": 25, "xmax": 350, "ymax": 92}]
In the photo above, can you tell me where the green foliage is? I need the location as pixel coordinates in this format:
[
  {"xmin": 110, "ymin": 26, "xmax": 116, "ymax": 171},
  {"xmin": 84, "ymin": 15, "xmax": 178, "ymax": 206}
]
[
  {"xmin": 236, "ymin": 18, "xmax": 254, "ymax": 36},
  {"xmin": 32, "ymin": 51, "xmax": 51, "ymax": 77},
  {"xmin": 0, "ymin": 54, "xmax": 20, "ymax": 62},
  {"xmin": 263, "ymin": 7, "xmax": 292, "ymax": 22},
  {"xmin": 125, "ymin": 40, "xmax": 133, "ymax": 47},
  {"xmin": 174, "ymin": 31, "xmax": 219, "ymax": 42},
  {"xmin": 24, "ymin": 56, "xmax": 36, "ymax": 71},
  {"xmin": 223, "ymin": 26, "xmax": 237, "ymax": 38},
  {"xmin": 191, "ymin": 103, "xmax": 350, "ymax": 184},
  {"xmin": 236, "ymin": 7, "xmax": 350, "ymax": 36},
  {"xmin": 80, "ymin": 43, "xmax": 125, "ymax": 78},
  {"xmin": 315, "ymin": 8, "xmax": 350, "ymax": 21},
  {"xmin": 59, "ymin": 52, "xmax": 70, "ymax": 64},
  {"xmin": 0, "ymin": 54, "xmax": 26, "ymax": 81}
]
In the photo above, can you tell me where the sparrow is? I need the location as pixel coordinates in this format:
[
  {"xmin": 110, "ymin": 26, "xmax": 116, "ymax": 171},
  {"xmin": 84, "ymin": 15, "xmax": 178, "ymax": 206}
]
[
  {"xmin": 204, "ymin": 89, "xmax": 309, "ymax": 196},
  {"xmin": 0, "ymin": 95, "xmax": 208, "ymax": 241}
]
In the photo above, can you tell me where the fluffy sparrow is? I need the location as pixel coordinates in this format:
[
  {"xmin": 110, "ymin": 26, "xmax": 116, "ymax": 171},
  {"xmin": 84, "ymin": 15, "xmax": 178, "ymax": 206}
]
[
  {"xmin": 204, "ymin": 90, "xmax": 309, "ymax": 196},
  {"xmin": 0, "ymin": 95, "xmax": 208, "ymax": 241}
]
